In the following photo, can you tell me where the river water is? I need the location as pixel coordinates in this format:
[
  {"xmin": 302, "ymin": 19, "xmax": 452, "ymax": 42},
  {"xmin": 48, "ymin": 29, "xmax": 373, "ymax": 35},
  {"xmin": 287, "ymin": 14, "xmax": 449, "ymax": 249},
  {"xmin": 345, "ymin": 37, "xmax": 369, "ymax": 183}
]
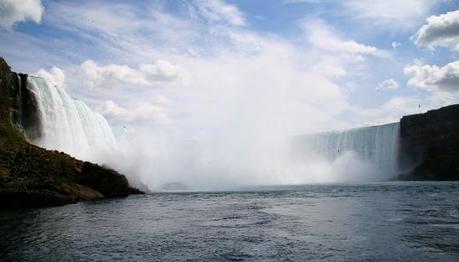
[{"xmin": 1, "ymin": 182, "xmax": 459, "ymax": 261}]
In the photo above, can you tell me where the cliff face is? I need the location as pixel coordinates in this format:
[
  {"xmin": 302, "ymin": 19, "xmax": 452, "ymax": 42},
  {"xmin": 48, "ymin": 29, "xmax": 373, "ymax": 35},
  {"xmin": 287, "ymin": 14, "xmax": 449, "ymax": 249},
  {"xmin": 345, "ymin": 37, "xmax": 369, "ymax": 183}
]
[
  {"xmin": 399, "ymin": 104, "xmax": 459, "ymax": 180},
  {"xmin": 10, "ymin": 72, "xmax": 42, "ymax": 140},
  {"xmin": 0, "ymin": 57, "xmax": 142, "ymax": 209}
]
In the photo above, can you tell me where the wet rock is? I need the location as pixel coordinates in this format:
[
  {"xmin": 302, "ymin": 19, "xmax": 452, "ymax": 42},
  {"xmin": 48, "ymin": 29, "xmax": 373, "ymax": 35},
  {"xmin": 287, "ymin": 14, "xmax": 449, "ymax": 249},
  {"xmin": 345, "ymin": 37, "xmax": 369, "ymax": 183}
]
[{"xmin": 79, "ymin": 162, "xmax": 131, "ymax": 198}]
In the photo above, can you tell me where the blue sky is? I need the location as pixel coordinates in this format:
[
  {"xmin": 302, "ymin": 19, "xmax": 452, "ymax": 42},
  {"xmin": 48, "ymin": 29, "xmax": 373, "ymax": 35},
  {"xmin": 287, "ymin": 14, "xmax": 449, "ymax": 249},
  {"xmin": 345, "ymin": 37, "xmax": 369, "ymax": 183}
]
[{"xmin": 2, "ymin": 0, "xmax": 459, "ymax": 136}]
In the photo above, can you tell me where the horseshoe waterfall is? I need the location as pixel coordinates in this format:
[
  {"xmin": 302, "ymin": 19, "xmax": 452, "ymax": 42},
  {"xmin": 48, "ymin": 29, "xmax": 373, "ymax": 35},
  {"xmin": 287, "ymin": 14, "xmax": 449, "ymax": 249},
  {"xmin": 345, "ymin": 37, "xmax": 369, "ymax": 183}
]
[{"xmin": 296, "ymin": 123, "xmax": 401, "ymax": 177}]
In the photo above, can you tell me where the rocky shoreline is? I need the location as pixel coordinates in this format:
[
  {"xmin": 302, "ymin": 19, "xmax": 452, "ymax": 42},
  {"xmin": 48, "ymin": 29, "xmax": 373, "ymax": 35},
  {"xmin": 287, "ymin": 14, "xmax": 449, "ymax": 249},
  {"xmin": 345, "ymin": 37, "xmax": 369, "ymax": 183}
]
[{"xmin": 0, "ymin": 57, "xmax": 142, "ymax": 209}]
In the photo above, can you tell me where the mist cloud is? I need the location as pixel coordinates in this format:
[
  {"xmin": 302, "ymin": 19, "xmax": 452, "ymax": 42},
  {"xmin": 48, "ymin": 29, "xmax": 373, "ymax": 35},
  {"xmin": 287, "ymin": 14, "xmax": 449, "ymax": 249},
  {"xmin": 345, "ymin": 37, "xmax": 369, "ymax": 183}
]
[
  {"xmin": 35, "ymin": 67, "xmax": 66, "ymax": 88},
  {"xmin": 3, "ymin": 0, "xmax": 446, "ymax": 190}
]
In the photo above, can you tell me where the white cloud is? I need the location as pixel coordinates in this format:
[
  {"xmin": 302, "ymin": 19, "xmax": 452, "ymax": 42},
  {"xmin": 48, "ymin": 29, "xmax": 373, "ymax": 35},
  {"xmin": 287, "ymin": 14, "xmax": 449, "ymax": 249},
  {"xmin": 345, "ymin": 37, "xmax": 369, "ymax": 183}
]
[
  {"xmin": 404, "ymin": 60, "xmax": 459, "ymax": 92},
  {"xmin": 80, "ymin": 60, "xmax": 187, "ymax": 89},
  {"xmin": 0, "ymin": 0, "xmax": 43, "ymax": 29},
  {"xmin": 304, "ymin": 20, "xmax": 379, "ymax": 55},
  {"xmin": 302, "ymin": 20, "xmax": 389, "ymax": 80},
  {"xmin": 192, "ymin": 0, "xmax": 245, "ymax": 26},
  {"xmin": 81, "ymin": 60, "xmax": 148, "ymax": 88},
  {"xmin": 285, "ymin": 0, "xmax": 437, "ymax": 29},
  {"xmin": 376, "ymin": 79, "xmax": 399, "ymax": 91},
  {"xmin": 139, "ymin": 60, "xmax": 185, "ymax": 82},
  {"xmin": 45, "ymin": 1, "xmax": 196, "ymax": 62},
  {"xmin": 391, "ymin": 41, "xmax": 401, "ymax": 50},
  {"xmin": 312, "ymin": 61, "xmax": 347, "ymax": 77},
  {"xmin": 47, "ymin": 2, "xmax": 152, "ymax": 34},
  {"xmin": 99, "ymin": 99, "xmax": 170, "ymax": 125},
  {"xmin": 35, "ymin": 66, "xmax": 66, "ymax": 88},
  {"xmin": 343, "ymin": 0, "xmax": 437, "ymax": 28},
  {"xmin": 414, "ymin": 10, "xmax": 459, "ymax": 50}
]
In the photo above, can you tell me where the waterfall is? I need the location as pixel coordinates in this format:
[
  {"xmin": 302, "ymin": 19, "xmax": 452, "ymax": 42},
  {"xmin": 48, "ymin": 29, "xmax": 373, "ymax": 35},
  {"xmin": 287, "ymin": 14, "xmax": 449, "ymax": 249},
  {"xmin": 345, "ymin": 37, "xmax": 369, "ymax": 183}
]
[
  {"xmin": 296, "ymin": 123, "xmax": 400, "ymax": 176},
  {"xmin": 25, "ymin": 76, "xmax": 117, "ymax": 161}
]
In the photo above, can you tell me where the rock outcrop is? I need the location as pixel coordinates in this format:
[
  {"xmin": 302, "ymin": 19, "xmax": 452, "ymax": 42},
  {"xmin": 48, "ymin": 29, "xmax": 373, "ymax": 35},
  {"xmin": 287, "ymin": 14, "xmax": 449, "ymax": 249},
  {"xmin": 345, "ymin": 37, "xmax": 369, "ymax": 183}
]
[
  {"xmin": 0, "ymin": 57, "xmax": 142, "ymax": 209},
  {"xmin": 399, "ymin": 104, "xmax": 459, "ymax": 180},
  {"xmin": 79, "ymin": 162, "xmax": 132, "ymax": 197}
]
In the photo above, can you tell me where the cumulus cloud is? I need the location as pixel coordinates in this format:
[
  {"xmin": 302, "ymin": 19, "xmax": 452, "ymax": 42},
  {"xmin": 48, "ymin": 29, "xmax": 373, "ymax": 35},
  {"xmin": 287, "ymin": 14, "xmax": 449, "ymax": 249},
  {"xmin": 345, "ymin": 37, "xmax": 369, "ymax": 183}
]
[
  {"xmin": 81, "ymin": 60, "xmax": 147, "ymax": 88},
  {"xmin": 404, "ymin": 60, "xmax": 459, "ymax": 92},
  {"xmin": 376, "ymin": 79, "xmax": 399, "ymax": 91},
  {"xmin": 139, "ymin": 60, "xmax": 185, "ymax": 82},
  {"xmin": 0, "ymin": 0, "xmax": 43, "ymax": 29},
  {"xmin": 414, "ymin": 10, "xmax": 459, "ymax": 50},
  {"xmin": 35, "ymin": 67, "xmax": 66, "ymax": 88},
  {"xmin": 80, "ymin": 60, "xmax": 187, "ymax": 89}
]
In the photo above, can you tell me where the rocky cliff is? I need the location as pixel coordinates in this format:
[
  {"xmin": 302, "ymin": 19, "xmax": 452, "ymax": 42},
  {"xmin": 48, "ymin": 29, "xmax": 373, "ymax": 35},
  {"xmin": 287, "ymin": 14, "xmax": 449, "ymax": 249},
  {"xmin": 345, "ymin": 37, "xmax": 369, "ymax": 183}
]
[
  {"xmin": 399, "ymin": 104, "xmax": 459, "ymax": 180},
  {"xmin": 0, "ymin": 57, "xmax": 142, "ymax": 209}
]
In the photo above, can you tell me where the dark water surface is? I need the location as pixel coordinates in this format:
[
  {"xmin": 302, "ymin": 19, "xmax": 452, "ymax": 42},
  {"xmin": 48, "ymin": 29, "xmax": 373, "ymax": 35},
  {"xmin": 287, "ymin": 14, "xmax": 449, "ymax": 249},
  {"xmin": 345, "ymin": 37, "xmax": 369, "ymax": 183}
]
[{"xmin": 1, "ymin": 182, "xmax": 459, "ymax": 261}]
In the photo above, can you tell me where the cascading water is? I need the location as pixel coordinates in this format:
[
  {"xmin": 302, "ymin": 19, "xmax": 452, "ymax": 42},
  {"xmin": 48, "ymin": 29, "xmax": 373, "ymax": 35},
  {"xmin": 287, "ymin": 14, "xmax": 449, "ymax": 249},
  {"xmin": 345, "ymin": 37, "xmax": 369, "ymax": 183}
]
[
  {"xmin": 25, "ymin": 76, "xmax": 117, "ymax": 161},
  {"xmin": 296, "ymin": 123, "xmax": 400, "ymax": 177}
]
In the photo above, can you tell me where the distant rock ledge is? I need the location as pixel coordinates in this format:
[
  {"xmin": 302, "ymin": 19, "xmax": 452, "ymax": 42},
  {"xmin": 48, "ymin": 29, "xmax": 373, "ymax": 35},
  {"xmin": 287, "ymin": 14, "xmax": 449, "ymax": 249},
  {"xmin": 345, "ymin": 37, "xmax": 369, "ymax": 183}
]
[
  {"xmin": 399, "ymin": 104, "xmax": 459, "ymax": 180},
  {"xmin": 0, "ymin": 57, "xmax": 143, "ymax": 209}
]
